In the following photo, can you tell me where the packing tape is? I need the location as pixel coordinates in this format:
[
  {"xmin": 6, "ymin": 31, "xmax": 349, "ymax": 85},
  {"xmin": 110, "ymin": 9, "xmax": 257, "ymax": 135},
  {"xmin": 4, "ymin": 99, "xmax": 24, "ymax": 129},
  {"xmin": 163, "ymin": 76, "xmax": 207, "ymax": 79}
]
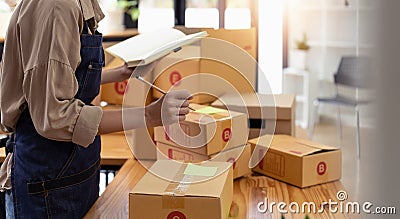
[
  {"xmin": 162, "ymin": 164, "xmax": 191, "ymax": 209},
  {"xmin": 162, "ymin": 163, "xmax": 219, "ymax": 209}
]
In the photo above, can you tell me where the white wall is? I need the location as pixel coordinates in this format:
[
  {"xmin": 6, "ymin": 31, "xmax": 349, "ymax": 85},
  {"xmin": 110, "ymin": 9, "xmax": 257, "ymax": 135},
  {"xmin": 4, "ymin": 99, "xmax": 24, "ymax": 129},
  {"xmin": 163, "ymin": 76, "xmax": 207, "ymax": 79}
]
[{"xmin": 257, "ymin": 0, "xmax": 284, "ymax": 94}]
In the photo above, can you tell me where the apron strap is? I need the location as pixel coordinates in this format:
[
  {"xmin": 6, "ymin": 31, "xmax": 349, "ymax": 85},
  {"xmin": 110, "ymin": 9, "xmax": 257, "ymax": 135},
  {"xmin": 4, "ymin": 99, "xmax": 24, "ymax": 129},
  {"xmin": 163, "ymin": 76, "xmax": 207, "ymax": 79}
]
[{"xmin": 77, "ymin": 0, "xmax": 90, "ymax": 34}]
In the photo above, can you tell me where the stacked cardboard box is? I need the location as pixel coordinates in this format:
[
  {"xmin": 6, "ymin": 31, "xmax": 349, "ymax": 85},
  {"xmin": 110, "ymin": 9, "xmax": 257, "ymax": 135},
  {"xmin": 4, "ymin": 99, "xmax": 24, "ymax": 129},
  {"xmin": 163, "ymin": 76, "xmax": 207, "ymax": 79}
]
[
  {"xmin": 102, "ymin": 27, "xmax": 258, "ymax": 160},
  {"xmin": 156, "ymin": 143, "xmax": 252, "ymax": 179},
  {"xmin": 211, "ymin": 93, "xmax": 296, "ymax": 139},
  {"xmin": 101, "ymin": 57, "xmax": 153, "ymax": 107},
  {"xmin": 100, "ymin": 57, "xmax": 157, "ymax": 160},
  {"xmin": 249, "ymin": 135, "xmax": 342, "ymax": 188},
  {"xmin": 130, "ymin": 160, "xmax": 233, "ymax": 219},
  {"xmin": 154, "ymin": 104, "xmax": 250, "ymax": 179},
  {"xmin": 152, "ymin": 28, "xmax": 257, "ymax": 105}
]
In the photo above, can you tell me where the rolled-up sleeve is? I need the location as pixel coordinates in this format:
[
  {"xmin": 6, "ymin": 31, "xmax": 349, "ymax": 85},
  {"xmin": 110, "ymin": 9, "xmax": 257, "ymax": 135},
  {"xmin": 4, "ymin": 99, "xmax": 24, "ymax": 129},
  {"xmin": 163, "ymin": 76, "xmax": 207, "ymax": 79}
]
[
  {"xmin": 19, "ymin": 0, "xmax": 102, "ymax": 147},
  {"xmin": 23, "ymin": 61, "xmax": 102, "ymax": 147}
]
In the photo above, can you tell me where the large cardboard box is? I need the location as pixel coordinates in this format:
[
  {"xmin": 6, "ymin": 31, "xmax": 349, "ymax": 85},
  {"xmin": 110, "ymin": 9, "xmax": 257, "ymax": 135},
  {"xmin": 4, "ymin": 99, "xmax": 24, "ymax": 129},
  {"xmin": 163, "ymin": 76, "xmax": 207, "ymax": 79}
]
[
  {"xmin": 154, "ymin": 104, "xmax": 248, "ymax": 155},
  {"xmin": 101, "ymin": 57, "xmax": 153, "ymax": 106},
  {"xmin": 130, "ymin": 160, "xmax": 233, "ymax": 219},
  {"xmin": 152, "ymin": 46, "xmax": 208, "ymax": 103},
  {"xmin": 249, "ymin": 135, "xmax": 342, "ymax": 188},
  {"xmin": 212, "ymin": 93, "xmax": 296, "ymax": 138},
  {"xmin": 200, "ymin": 27, "xmax": 257, "ymax": 90},
  {"xmin": 153, "ymin": 28, "xmax": 258, "ymax": 104},
  {"xmin": 129, "ymin": 127, "xmax": 156, "ymax": 160},
  {"xmin": 201, "ymin": 27, "xmax": 257, "ymax": 59},
  {"xmin": 156, "ymin": 143, "xmax": 252, "ymax": 179}
]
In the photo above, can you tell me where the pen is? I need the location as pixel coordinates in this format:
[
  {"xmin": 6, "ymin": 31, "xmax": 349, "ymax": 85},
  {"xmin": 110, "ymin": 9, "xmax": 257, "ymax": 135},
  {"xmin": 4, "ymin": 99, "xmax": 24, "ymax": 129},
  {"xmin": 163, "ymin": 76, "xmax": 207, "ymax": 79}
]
[{"xmin": 135, "ymin": 76, "xmax": 195, "ymax": 111}]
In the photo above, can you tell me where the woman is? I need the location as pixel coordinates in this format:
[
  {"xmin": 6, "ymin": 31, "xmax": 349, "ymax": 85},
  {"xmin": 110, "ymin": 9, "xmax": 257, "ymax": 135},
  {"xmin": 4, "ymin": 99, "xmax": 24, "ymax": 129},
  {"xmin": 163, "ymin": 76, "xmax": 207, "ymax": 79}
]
[{"xmin": 0, "ymin": 0, "xmax": 191, "ymax": 218}]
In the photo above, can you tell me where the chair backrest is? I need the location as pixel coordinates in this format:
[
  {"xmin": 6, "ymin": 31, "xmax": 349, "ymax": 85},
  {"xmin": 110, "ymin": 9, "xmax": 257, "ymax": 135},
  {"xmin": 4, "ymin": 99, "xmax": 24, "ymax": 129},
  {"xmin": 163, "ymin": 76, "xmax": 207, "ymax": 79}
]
[{"xmin": 334, "ymin": 56, "xmax": 372, "ymax": 88}]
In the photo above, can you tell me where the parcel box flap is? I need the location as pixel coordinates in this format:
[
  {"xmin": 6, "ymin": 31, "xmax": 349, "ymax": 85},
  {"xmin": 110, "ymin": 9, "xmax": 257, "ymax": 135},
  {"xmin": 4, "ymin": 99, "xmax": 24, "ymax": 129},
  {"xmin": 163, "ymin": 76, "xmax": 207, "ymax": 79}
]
[
  {"xmin": 132, "ymin": 160, "xmax": 232, "ymax": 198},
  {"xmin": 187, "ymin": 104, "xmax": 244, "ymax": 125},
  {"xmin": 211, "ymin": 93, "xmax": 295, "ymax": 120},
  {"xmin": 249, "ymin": 135, "xmax": 339, "ymax": 157}
]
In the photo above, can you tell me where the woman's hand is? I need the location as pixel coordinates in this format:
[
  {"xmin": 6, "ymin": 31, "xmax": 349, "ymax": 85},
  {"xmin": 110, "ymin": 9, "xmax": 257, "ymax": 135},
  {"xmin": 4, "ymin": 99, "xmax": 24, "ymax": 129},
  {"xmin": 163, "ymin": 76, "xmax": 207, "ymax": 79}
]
[
  {"xmin": 145, "ymin": 90, "xmax": 192, "ymax": 127},
  {"xmin": 101, "ymin": 60, "xmax": 161, "ymax": 84}
]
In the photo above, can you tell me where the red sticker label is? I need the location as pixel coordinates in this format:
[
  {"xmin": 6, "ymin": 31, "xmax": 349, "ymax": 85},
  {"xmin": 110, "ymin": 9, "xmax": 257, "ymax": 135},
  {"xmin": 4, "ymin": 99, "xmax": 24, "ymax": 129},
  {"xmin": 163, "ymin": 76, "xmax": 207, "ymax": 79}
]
[
  {"xmin": 227, "ymin": 157, "xmax": 237, "ymax": 169},
  {"xmin": 317, "ymin": 162, "xmax": 327, "ymax": 175},
  {"xmin": 222, "ymin": 128, "xmax": 231, "ymax": 142},
  {"xmin": 165, "ymin": 126, "xmax": 170, "ymax": 141},
  {"xmin": 114, "ymin": 81, "xmax": 128, "ymax": 95},
  {"xmin": 243, "ymin": 45, "xmax": 252, "ymax": 51},
  {"xmin": 169, "ymin": 71, "xmax": 182, "ymax": 86},
  {"xmin": 167, "ymin": 211, "xmax": 186, "ymax": 219},
  {"xmin": 168, "ymin": 149, "xmax": 173, "ymax": 159}
]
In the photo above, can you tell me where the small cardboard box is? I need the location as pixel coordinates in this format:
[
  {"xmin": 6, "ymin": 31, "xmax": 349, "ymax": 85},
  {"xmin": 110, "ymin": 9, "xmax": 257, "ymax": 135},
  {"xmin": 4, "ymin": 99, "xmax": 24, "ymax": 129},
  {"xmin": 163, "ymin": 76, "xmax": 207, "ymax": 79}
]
[
  {"xmin": 249, "ymin": 135, "xmax": 342, "ymax": 188},
  {"xmin": 154, "ymin": 104, "xmax": 248, "ymax": 155},
  {"xmin": 101, "ymin": 57, "xmax": 153, "ymax": 106},
  {"xmin": 129, "ymin": 160, "xmax": 233, "ymax": 219},
  {"xmin": 156, "ymin": 143, "xmax": 252, "ymax": 179},
  {"xmin": 212, "ymin": 93, "xmax": 296, "ymax": 138}
]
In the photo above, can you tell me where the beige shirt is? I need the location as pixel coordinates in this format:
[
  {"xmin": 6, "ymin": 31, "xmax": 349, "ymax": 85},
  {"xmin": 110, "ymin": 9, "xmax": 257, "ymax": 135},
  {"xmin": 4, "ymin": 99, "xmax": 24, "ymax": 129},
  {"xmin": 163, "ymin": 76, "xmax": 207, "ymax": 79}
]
[{"xmin": 0, "ymin": 0, "xmax": 105, "ymax": 147}]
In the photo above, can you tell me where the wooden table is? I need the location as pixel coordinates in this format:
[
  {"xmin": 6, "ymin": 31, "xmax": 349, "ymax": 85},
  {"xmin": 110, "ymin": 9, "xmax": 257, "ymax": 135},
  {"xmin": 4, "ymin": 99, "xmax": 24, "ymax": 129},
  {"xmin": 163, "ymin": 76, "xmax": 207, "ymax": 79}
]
[
  {"xmin": 85, "ymin": 159, "xmax": 352, "ymax": 219},
  {"xmin": 0, "ymin": 148, "xmax": 5, "ymax": 163},
  {"xmin": 100, "ymin": 134, "xmax": 133, "ymax": 166},
  {"xmin": 102, "ymin": 28, "xmax": 138, "ymax": 40},
  {"xmin": 0, "ymin": 133, "xmax": 133, "ymax": 165}
]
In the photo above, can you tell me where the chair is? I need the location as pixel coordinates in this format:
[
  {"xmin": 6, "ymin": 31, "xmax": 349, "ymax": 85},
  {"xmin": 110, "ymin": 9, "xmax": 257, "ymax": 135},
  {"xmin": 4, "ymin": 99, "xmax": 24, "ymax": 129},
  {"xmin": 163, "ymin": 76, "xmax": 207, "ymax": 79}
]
[{"xmin": 308, "ymin": 56, "xmax": 373, "ymax": 158}]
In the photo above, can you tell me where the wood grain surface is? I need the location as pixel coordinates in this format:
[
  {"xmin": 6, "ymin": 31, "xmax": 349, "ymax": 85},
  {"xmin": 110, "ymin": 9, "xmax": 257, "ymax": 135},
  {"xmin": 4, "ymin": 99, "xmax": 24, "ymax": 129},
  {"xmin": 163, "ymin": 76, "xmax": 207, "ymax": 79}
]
[
  {"xmin": 85, "ymin": 160, "xmax": 355, "ymax": 219},
  {"xmin": 84, "ymin": 159, "xmax": 147, "ymax": 219},
  {"xmin": 100, "ymin": 134, "xmax": 133, "ymax": 166}
]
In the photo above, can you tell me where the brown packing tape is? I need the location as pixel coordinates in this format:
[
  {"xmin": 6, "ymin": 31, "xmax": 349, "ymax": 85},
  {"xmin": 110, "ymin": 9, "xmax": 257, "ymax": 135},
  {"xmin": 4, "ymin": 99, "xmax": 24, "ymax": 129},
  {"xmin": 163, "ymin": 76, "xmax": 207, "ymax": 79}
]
[{"xmin": 162, "ymin": 163, "xmax": 187, "ymax": 209}]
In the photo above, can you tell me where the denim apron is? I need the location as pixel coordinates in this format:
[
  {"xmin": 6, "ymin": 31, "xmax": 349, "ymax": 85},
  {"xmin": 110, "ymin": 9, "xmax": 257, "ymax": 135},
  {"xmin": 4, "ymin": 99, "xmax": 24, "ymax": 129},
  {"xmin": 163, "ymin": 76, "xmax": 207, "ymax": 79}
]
[{"xmin": 10, "ymin": 22, "xmax": 104, "ymax": 218}]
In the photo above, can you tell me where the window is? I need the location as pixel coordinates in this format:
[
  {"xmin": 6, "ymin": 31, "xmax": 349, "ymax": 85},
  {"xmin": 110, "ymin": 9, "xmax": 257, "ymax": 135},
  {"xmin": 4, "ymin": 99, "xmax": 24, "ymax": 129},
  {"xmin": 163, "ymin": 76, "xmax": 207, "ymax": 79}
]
[
  {"xmin": 225, "ymin": 0, "xmax": 251, "ymax": 29},
  {"xmin": 185, "ymin": 0, "xmax": 219, "ymax": 28},
  {"xmin": 138, "ymin": 0, "xmax": 174, "ymax": 32}
]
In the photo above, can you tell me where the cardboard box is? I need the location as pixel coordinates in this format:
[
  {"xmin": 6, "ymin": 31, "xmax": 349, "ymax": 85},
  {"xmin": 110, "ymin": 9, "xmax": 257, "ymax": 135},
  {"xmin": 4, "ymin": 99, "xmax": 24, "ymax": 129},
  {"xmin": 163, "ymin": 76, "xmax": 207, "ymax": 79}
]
[
  {"xmin": 156, "ymin": 143, "xmax": 252, "ymax": 179},
  {"xmin": 101, "ymin": 57, "xmax": 153, "ymax": 106},
  {"xmin": 249, "ymin": 135, "xmax": 342, "ymax": 188},
  {"xmin": 200, "ymin": 27, "xmax": 257, "ymax": 89},
  {"xmin": 249, "ymin": 120, "xmax": 294, "ymax": 138},
  {"xmin": 152, "ymin": 46, "xmax": 207, "ymax": 103},
  {"xmin": 201, "ymin": 27, "xmax": 257, "ymax": 60},
  {"xmin": 153, "ymin": 28, "xmax": 258, "ymax": 104},
  {"xmin": 154, "ymin": 104, "xmax": 248, "ymax": 155},
  {"xmin": 130, "ymin": 160, "xmax": 233, "ymax": 219},
  {"xmin": 212, "ymin": 93, "xmax": 296, "ymax": 138},
  {"xmin": 129, "ymin": 127, "xmax": 157, "ymax": 160}
]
